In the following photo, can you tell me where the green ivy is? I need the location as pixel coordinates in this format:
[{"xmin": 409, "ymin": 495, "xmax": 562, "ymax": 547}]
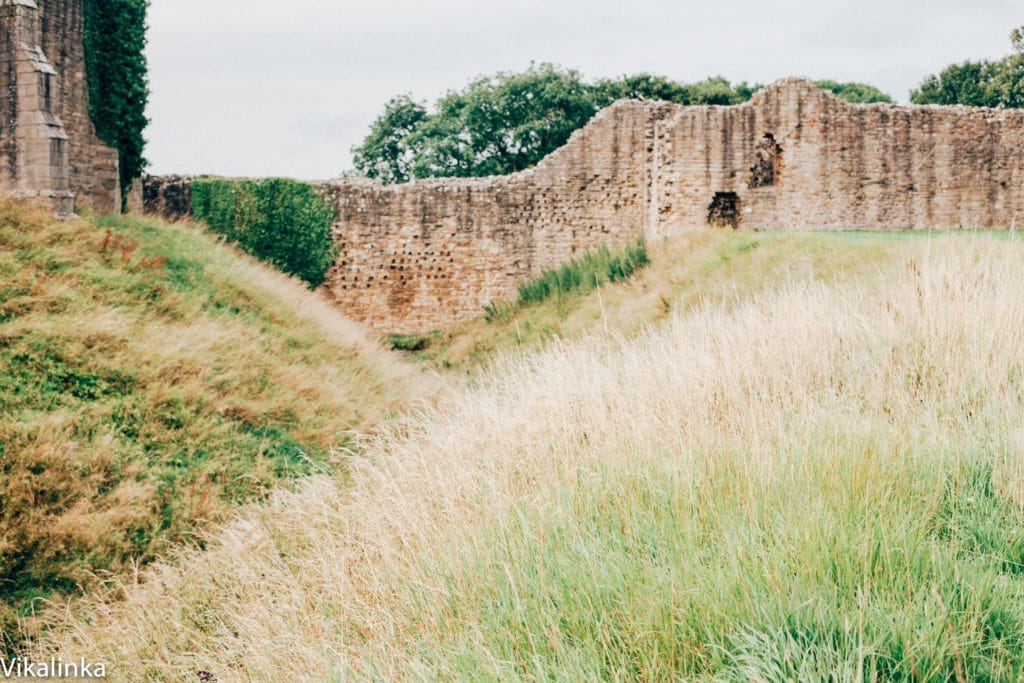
[
  {"xmin": 83, "ymin": 0, "xmax": 150, "ymax": 204},
  {"xmin": 191, "ymin": 178, "xmax": 338, "ymax": 288}
]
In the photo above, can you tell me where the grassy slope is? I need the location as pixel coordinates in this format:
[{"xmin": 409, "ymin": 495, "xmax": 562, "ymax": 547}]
[
  {"xmin": 400, "ymin": 230, "xmax": 919, "ymax": 372},
  {"xmin": 37, "ymin": 234, "xmax": 1024, "ymax": 680},
  {"xmin": 0, "ymin": 202, "xmax": 425, "ymax": 645}
]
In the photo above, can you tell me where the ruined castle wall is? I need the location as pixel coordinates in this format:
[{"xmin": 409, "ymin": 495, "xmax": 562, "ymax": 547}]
[
  {"xmin": 0, "ymin": 0, "xmax": 74, "ymax": 212},
  {"xmin": 317, "ymin": 101, "xmax": 656, "ymax": 331},
  {"xmin": 0, "ymin": 0, "xmax": 119, "ymax": 213},
  {"xmin": 36, "ymin": 0, "xmax": 120, "ymax": 213},
  {"xmin": 143, "ymin": 80, "xmax": 1024, "ymax": 332},
  {"xmin": 0, "ymin": 1, "xmax": 24, "ymax": 190},
  {"xmin": 320, "ymin": 83, "xmax": 1024, "ymax": 331},
  {"xmin": 651, "ymin": 80, "xmax": 1024, "ymax": 233}
]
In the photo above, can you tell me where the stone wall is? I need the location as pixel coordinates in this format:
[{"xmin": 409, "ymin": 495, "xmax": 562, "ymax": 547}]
[
  {"xmin": 317, "ymin": 101, "xmax": 655, "ymax": 331},
  {"xmin": 142, "ymin": 174, "xmax": 191, "ymax": 219},
  {"xmin": 144, "ymin": 79, "xmax": 1024, "ymax": 332},
  {"xmin": 0, "ymin": 0, "xmax": 120, "ymax": 214},
  {"xmin": 650, "ymin": 79, "xmax": 1024, "ymax": 234},
  {"xmin": 37, "ymin": 0, "xmax": 120, "ymax": 213}
]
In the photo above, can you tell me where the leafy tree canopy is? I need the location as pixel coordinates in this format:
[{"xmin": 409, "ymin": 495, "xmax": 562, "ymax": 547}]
[
  {"xmin": 816, "ymin": 80, "xmax": 893, "ymax": 104},
  {"xmin": 591, "ymin": 74, "xmax": 763, "ymax": 106},
  {"xmin": 353, "ymin": 66, "xmax": 893, "ymax": 184},
  {"xmin": 411, "ymin": 65, "xmax": 597, "ymax": 180},
  {"xmin": 351, "ymin": 96, "xmax": 429, "ymax": 185},
  {"xmin": 911, "ymin": 26, "xmax": 1024, "ymax": 108}
]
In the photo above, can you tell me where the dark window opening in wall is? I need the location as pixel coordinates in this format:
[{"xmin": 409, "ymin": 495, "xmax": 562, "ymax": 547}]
[
  {"xmin": 708, "ymin": 192, "xmax": 741, "ymax": 229},
  {"xmin": 750, "ymin": 133, "xmax": 782, "ymax": 188},
  {"xmin": 42, "ymin": 73, "xmax": 53, "ymax": 114}
]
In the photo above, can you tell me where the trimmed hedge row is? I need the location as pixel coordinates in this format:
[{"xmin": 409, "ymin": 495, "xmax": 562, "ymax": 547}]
[{"xmin": 191, "ymin": 178, "xmax": 337, "ymax": 288}]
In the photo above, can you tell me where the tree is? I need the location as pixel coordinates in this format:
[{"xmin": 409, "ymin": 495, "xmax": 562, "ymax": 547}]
[
  {"xmin": 815, "ymin": 80, "xmax": 893, "ymax": 104},
  {"xmin": 355, "ymin": 64, "xmax": 598, "ymax": 181},
  {"xmin": 351, "ymin": 96, "xmax": 428, "ymax": 184},
  {"xmin": 689, "ymin": 77, "xmax": 752, "ymax": 105},
  {"xmin": 911, "ymin": 26, "xmax": 1024, "ymax": 108},
  {"xmin": 412, "ymin": 65, "xmax": 598, "ymax": 179},
  {"xmin": 912, "ymin": 61, "xmax": 1003, "ymax": 107},
  {"xmin": 591, "ymin": 74, "xmax": 693, "ymax": 106},
  {"xmin": 83, "ymin": 0, "xmax": 150, "ymax": 204},
  {"xmin": 592, "ymin": 74, "xmax": 765, "ymax": 107}
]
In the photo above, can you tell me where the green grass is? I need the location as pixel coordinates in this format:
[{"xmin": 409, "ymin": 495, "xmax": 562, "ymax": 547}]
[
  {"xmin": 481, "ymin": 240, "xmax": 649, "ymax": 326},
  {"xmin": 399, "ymin": 446, "xmax": 1024, "ymax": 680},
  {"xmin": 391, "ymin": 240, "xmax": 649, "ymax": 366},
  {"xmin": 38, "ymin": 236, "xmax": 1024, "ymax": 680},
  {"xmin": 516, "ymin": 239, "xmax": 649, "ymax": 305},
  {"xmin": 388, "ymin": 331, "xmax": 438, "ymax": 353},
  {"xmin": 402, "ymin": 229, "xmax": 1024, "ymax": 374},
  {"xmin": 0, "ymin": 202, "xmax": 412, "ymax": 650},
  {"xmin": 401, "ymin": 230, "xmax": 911, "ymax": 373}
]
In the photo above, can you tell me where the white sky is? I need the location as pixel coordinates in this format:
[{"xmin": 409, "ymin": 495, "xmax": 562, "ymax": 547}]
[{"xmin": 145, "ymin": 0, "xmax": 1020, "ymax": 179}]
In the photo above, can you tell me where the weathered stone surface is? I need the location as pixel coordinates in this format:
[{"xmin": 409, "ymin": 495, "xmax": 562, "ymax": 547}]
[
  {"xmin": 124, "ymin": 178, "xmax": 143, "ymax": 213},
  {"xmin": 145, "ymin": 79, "xmax": 1024, "ymax": 332},
  {"xmin": 142, "ymin": 174, "xmax": 191, "ymax": 219},
  {"xmin": 650, "ymin": 79, "xmax": 1024, "ymax": 234},
  {"xmin": 0, "ymin": 0, "xmax": 120, "ymax": 213}
]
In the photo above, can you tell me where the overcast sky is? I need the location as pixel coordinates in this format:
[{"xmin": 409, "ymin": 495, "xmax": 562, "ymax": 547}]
[{"xmin": 145, "ymin": 0, "xmax": 1019, "ymax": 179}]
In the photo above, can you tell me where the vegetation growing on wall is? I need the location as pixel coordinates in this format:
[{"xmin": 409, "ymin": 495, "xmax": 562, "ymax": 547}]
[
  {"xmin": 83, "ymin": 0, "xmax": 150, "ymax": 201},
  {"xmin": 912, "ymin": 25, "xmax": 1024, "ymax": 108},
  {"xmin": 191, "ymin": 178, "xmax": 338, "ymax": 288},
  {"xmin": 517, "ymin": 239, "xmax": 650, "ymax": 305},
  {"xmin": 483, "ymin": 239, "xmax": 650, "ymax": 323},
  {"xmin": 352, "ymin": 65, "xmax": 893, "ymax": 184}
]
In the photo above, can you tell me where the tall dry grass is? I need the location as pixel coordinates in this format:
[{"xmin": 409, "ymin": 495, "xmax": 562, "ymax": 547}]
[
  {"xmin": 37, "ymin": 236, "xmax": 1024, "ymax": 680},
  {"xmin": 0, "ymin": 203, "xmax": 437, "ymax": 648},
  {"xmin": 409, "ymin": 229, "xmax": 909, "ymax": 372}
]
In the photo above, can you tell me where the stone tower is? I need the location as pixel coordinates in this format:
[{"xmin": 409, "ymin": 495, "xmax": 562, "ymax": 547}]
[{"xmin": 0, "ymin": 0, "xmax": 120, "ymax": 214}]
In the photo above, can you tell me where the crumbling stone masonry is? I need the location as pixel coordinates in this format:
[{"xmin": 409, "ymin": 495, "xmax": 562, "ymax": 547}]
[
  {"xmin": 0, "ymin": 0, "xmax": 120, "ymax": 214},
  {"xmin": 145, "ymin": 79, "xmax": 1024, "ymax": 332}
]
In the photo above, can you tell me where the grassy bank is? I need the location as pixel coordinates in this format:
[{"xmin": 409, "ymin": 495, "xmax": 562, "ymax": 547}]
[
  {"xmin": 0, "ymin": 202, "xmax": 424, "ymax": 648},
  {"xmin": 397, "ymin": 230, "xmax": 911, "ymax": 372},
  {"xmin": 36, "ymin": 235, "xmax": 1024, "ymax": 680}
]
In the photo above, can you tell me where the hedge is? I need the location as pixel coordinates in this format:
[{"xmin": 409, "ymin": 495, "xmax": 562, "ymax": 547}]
[{"xmin": 191, "ymin": 178, "xmax": 338, "ymax": 288}]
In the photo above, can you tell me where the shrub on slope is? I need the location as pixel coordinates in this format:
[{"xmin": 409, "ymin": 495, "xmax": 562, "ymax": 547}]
[
  {"xmin": 38, "ymin": 238, "xmax": 1024, "ymax": 680},
  {"xmin": 0, "ymin": 202, "xmax": 419, "ymax": 649}
]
